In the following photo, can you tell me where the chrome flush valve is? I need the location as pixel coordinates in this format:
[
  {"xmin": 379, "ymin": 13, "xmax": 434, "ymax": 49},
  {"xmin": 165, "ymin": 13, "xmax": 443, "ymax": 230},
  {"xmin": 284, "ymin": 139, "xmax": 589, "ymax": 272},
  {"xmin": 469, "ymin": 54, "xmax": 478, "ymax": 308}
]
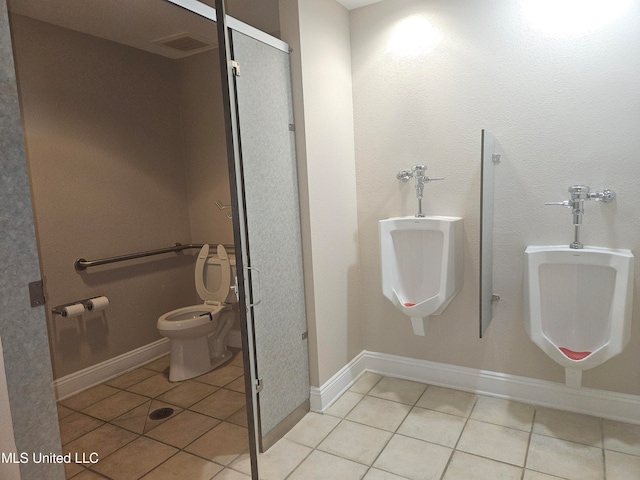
[
  {"xmin": 396, "ymin": 164, "xmax": 444, "ymax": 217},
  {"xmin": 545, "ymin": 184, "xmax": 616, "ymax": 249}
]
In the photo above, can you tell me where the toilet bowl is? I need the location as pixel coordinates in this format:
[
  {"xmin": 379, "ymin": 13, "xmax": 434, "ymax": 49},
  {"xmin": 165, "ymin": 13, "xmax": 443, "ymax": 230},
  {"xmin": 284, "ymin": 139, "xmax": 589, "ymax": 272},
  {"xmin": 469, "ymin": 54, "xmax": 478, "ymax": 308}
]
[
  {"xmin": 157, "ymin": 244, "xmax": 238, "ymax": 382},
  {"xmin": 380, "ymin": 216, "xmax": 464, "ymax": 335},
  {"xmin": 524, "ymin": 245, "xmax": 634, "ymax": 388}
]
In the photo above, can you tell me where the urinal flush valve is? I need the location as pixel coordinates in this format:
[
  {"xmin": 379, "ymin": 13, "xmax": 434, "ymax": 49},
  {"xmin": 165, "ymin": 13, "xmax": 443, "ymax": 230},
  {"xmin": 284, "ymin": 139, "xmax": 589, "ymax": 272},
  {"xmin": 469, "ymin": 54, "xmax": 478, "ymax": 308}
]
[
  {"xmin": 545, "ymin": 185, "xmax": 616, "ymax": 249},
  {"xmin": 396, "ymin": 164, "xmax": 444, "ymax": 217}
]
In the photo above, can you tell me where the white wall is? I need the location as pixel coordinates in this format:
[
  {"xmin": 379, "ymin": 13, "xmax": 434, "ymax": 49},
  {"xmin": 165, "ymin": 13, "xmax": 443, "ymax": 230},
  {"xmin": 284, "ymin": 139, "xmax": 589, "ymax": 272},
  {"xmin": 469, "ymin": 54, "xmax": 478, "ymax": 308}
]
[
  {"xmin": 281, "ymin": 0, "xmax": 363, "ymax": 386},
  {"xmin": 351, "ymin": 0, "xmax": 640, "ymax": 394}
]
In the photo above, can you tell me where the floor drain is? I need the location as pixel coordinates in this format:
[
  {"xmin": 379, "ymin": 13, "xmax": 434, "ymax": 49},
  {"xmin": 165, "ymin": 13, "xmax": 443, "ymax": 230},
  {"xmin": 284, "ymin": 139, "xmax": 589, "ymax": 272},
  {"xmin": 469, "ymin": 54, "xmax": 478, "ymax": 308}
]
[{"xmin": 149, "ymin": 407, "xmax": 174, "ymax": 420}]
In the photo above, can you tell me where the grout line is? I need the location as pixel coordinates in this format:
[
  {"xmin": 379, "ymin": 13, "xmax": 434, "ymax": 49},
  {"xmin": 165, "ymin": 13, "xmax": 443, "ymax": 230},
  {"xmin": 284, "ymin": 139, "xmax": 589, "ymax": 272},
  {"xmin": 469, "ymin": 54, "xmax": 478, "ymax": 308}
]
[
  {"xmin": 520, "ymin": 408, "xmax": 536, "ymax": 480},
  {"xmin": 438, "ymin": 392, "xmax": 479, "ymax": 480}
]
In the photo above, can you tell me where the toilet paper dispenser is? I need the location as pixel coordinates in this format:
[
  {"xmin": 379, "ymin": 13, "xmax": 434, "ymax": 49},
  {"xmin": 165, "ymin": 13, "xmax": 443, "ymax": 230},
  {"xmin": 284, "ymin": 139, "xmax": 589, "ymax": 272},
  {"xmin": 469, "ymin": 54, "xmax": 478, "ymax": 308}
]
[{"xmin": 52, "ymin": 296, "xmax": 110, "ymax": 317}]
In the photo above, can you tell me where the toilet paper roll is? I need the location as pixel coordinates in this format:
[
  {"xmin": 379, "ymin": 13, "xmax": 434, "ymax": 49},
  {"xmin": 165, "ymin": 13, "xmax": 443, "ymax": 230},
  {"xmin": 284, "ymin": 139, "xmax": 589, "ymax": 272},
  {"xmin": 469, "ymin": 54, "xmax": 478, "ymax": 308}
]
[
  {"xmin": 87, "ymin": 296, "xmax": 109, "ymax": 312},
  {"xmin": 62, "ymin": 303, "xmax": 85, "ymax": 317}
]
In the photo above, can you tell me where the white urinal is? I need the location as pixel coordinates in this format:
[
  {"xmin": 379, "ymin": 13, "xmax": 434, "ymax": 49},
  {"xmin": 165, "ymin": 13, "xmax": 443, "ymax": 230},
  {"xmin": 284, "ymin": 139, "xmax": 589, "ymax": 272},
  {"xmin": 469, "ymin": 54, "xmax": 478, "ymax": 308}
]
[
  {"xmin": 524, "ymin": 245, "xmax": 634, "ymax": 388},
  {"xmin": 380, "ymin": 216, "xmax": 464, "ymax": 335}
]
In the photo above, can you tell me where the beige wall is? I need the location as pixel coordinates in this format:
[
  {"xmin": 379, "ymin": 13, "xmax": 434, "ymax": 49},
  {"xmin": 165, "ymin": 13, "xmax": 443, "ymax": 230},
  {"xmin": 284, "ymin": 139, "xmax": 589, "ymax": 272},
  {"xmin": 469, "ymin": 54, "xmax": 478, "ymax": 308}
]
[
  {"xmin": 178, "ymin": 51, "xmax": 235, "ymax": 246},
  {"xmin": 351, "ymin": 0, "xmax": 640, "ymax": 395},
  {"xmin": 281, "ymin": 0, "xmax": 363, "ymax": 386},
  {"xmin": 12, "ymin": 15, "xmax": 231, "ymax": 379}
]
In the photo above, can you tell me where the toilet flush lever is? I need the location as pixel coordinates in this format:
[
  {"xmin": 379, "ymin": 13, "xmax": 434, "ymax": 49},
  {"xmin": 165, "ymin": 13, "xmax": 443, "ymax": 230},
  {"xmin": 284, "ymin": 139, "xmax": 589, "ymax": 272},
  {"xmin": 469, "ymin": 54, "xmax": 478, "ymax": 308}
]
[
  {"xmin": 396, "ymin": 164, "xmax": 445, "ymax": 218},
  {"xmin": 545, "ymin": 185, "xmax": 616, "ymax": 249}
]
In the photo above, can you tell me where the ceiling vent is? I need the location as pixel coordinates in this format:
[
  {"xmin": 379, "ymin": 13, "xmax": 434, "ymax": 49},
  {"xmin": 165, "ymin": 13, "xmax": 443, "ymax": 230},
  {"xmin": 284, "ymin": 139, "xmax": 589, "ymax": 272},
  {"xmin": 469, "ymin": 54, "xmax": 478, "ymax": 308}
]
[{"xmin": 152, "ymin": 33, "xmax": 214, "ymax": 56}]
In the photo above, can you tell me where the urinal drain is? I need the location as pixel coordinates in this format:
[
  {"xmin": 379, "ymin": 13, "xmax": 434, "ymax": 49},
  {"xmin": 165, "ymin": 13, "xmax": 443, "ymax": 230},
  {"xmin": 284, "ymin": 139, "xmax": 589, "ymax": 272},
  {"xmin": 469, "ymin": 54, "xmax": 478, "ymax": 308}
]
[{"xmin": 149, "ymin": 407, "xmax": 174, "ymax": 420}]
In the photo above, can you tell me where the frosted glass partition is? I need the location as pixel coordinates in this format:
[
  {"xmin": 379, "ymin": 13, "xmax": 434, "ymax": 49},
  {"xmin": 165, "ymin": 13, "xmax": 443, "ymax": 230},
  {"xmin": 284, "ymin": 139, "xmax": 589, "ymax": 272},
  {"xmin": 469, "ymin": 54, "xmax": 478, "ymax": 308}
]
[
  {"xmin": 231, "ymin": 30, "xmax": 310, "ymax": 450},
  {"xmin": 480, "ymin": 129, "xmax": 497, "ymax": 336}
]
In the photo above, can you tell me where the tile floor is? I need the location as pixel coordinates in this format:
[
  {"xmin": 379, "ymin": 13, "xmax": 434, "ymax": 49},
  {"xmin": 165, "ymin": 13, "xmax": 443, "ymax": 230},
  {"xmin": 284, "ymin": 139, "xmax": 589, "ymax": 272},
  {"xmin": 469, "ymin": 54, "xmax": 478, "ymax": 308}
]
[
  {"xmin": 57, "ymin": 359, "xmax": 640, "ymax": 480},
  {"xmin": 57, "ymin": 351, "xmax": 251, "ymax": 480}
]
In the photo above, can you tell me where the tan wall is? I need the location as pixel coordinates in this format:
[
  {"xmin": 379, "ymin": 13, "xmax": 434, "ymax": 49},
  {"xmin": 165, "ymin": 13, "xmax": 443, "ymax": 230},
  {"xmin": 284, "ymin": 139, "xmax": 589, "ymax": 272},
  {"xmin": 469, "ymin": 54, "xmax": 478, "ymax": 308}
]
[
  {"xmin": 281, "ymin": 0, "xmax": 364, "ymax": 386},
  {"xmin": 351, "ymin": 0, "xmax": 640, "ymax": 395},
  {"xmin": 11, "ymin": 15, "xmax": 230, "ymax": 379},
  {"xmin": 177, "ymin": 51, "xmax": 235, "ymax": 246}
]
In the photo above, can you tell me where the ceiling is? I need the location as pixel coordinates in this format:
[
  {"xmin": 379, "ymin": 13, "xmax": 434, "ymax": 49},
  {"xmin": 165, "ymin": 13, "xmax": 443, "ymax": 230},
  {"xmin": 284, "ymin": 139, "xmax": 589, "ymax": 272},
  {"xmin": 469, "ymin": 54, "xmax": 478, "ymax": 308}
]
[
  {"xmin": 336, "ymin": 0, "xmax": 381, "ymax": 10},
  {"xmin": 8, "ymin": 0, "xmax": 281, "ymax": 59}
]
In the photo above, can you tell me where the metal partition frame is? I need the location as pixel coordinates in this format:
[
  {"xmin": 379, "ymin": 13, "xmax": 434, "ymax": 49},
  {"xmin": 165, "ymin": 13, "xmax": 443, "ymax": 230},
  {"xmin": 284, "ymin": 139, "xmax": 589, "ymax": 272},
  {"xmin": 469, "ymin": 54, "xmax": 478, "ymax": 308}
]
[{"xmin": 480, "ymin": 129, "xmax": 498, "ymax": 337}]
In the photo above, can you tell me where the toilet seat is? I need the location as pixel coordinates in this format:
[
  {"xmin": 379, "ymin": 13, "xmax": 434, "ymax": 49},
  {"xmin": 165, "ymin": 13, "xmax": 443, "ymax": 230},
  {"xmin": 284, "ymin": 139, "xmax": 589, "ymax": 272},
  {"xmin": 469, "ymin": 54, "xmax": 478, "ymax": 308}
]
[
  {"xmin": 157, "ymin": 304, "xmax": 225, "ymax": 333},
  {"xmin": 157, "ymin": 244, "xmax": 231, "ymax": 329},
  {"xmin": 195, "ymin": 244, "xmax": 231, "ymax": 305}
]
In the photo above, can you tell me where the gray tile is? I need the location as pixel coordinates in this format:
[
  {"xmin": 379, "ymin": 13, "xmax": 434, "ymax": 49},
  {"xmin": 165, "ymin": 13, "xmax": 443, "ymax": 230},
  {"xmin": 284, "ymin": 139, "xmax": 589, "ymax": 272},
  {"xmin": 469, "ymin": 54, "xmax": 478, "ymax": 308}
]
[
  {"xmin": 443, "ymin": 451, "xmax": 522, "ymax": 480},
  {"xmin": 211, "ymin": 469, "xmax": 252, "ymax": 479},
  {"xmin": 471, "ymin": 396, "xmax": 534, "ymax": 432},
  {"xmin": 126, "ymin": 373, "xmax": 178, "ymax": 398},
  {"xmin": 143, "ymin": 355, "xmax": 170, "ymax": 373},
  {"xmin": 369, "ymin": 377, "xmax": 427, "ymax": 405},
  {"xmin": 105, "ymin": 368, "xmax": 157, "ymax": 390},
  {"xmin": 59, "ymin": 385, "xmax": 119, "ymax": 411},
  {"xmin": 227, "ymin": 406, "xmax": 249, "ymax": 428},
  {"xmin": 63, "ymin": 423, "xmax": 137, "ymax": 460},
  {"xmin": 346, "ymin": 396, "xmax": 411, "ymax": 432},
  {"xmin": 91, "ymin": 436, "xmax": 177, "ymax": 480},
  {"xmin": 605, "ymin": 449, "xmax": 640, "ymax": 480},
  {"xmin": 397, "ymin": 406, "xmax": 466, "ymax": 448},
  {"xmin": 232, "ymin": 438, "xmax": 312, "ymax": 479},
  {"xmin": 522, "ymin": 471, "xmax": 567, "ymax": 480},
  {"xmin": 318, "ymin": 420, "xmax": 392, "ymax": 465},
  {"xmin": 145, "ymin": 410, "xmax": 220, "ymax": 449},
  {"xmin": 155, "ymin": 380, "xmax": 218, "ymax": 408},
  {"xmin": 195, "ymin": 364, "xmax": 244, "ymax": 387},
  {"xmin": 190, "ymin": 388, "xmax": 246, "ymax": 420},
  {"xmin": 416, "ymin": 386, "xmax": 477, "ymax": 417},
  {"xmin": 373, "ymin": 434, "xmax": 451, "ymax": 480},
  {"xmin": 363, "ymin": 469, "xmax": 410, "ymax": 480},
  {"xmin": 325, "ymin": 391, "xmax": 363, "ymax": 418},
  {"xmin": 288, "ymin": 450, "xmax": 367, "ymax": 480},
  {"xmin": 533, "ymin": 407, "xmax": 602, "ymax": 447},
  {"xmin": 185, "ymin": 422, "xmax": 249, "ymax": 466},
  {"xmin": 81, "ymin": 390, "xmax": 149, "ymax": 422},
  {"xmin": 349, "ymin": 372, "xmax": 383, "ymax": 395},
  {"xmin": 526, "ymin": 434, "xmax": 604, "ymax": 480},
  {"xmin": 141, "ymin": 451, "xmax": 223, "ymax": 479},
  {"xmin": 58, "ymin": 412, "xmax": 104, "ymax": 445},
  {"xmin": 285, "ymin": 412, "xmax": 341, "ymax": 448},
  {"xmin": 603, "ymin": 419, "xmax": 640, "ymax": 456},
  {"xmin": 457, "ymin": 420, "xmax": 529, "ymax": 466}
]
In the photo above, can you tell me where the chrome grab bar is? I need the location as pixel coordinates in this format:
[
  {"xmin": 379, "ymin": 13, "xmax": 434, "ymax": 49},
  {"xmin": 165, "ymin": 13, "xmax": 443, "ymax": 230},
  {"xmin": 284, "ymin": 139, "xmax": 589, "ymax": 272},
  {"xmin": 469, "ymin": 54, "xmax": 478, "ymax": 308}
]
[{"xmin": 74, "ymin": 243, "xmax": 235, "ymax": 271}]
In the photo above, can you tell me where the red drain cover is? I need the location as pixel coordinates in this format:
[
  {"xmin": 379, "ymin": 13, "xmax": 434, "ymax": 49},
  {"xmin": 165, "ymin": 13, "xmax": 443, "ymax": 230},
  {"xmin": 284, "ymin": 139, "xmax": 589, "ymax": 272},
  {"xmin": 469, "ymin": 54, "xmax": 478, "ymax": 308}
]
[{"xmin": 559, "ymin": 347, "xmax": 591, "ymax": 361}]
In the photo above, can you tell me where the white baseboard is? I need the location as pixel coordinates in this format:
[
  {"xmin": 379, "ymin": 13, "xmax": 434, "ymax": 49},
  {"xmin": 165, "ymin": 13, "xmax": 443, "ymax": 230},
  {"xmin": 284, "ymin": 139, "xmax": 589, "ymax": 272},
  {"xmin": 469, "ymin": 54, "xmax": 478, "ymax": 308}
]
[
  {"xmin": 310, "ymin": 351, "xmax": 368, "ymax": 412},
  {"xmin": 54, "ymin": 339, "xmax": 170, "ymax": 401},
  {"xmin": 311, "ymin": 351, "xmax": 640, "ymax": 425},
  {"xmin": 54, "ymin": 329, "xmax": 244, "ymax": 401}
]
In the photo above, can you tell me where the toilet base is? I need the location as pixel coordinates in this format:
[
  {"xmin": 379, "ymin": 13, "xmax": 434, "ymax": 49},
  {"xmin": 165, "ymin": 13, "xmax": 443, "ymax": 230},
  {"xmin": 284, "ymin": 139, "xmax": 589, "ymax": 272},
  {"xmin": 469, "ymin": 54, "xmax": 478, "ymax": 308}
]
[
  {"xmin": 210, "ymin": 350, "xmax": 233, "ymax": 371},
  {"xmin": 167, "ymin": 336, "xmax": 232, "ymax": 382}
]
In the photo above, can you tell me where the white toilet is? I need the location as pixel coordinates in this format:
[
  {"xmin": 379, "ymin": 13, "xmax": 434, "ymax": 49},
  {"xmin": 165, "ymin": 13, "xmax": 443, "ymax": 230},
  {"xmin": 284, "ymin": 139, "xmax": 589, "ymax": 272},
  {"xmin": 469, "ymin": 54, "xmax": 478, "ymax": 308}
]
[
  {"xmin": 157, "ymin": 244, "xmax": 238, "ymax": 382},
  {"xmin": 524, "ymin": 245, "xmax": 634, "ymax": 388},
  {"xmin": 380, "ymin": 216, "xmax": 464, "ymax": 335}
]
